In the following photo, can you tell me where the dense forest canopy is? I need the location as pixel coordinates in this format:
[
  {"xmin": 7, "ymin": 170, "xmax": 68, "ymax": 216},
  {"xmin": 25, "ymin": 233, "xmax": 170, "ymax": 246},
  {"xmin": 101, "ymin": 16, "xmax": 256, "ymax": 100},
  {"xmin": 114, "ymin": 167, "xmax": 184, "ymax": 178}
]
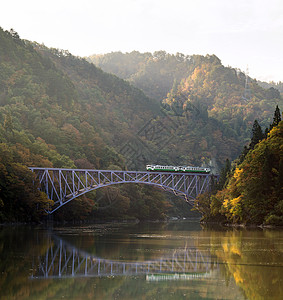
[
  {"xmin": 0, "ymin": 28, "xmax": 164, "ymax": 222},
  {"xmin": 195, "ymin": 113, "xmax": 283, "ymax": 226},
  {"xmin": 88, "ymin": 50, "xmax": 283, "ymax": 172},
  {"xmin": 88, "ymin": 51, "xmax": 282, "ymax": 131},
  {"xmin": 0, "ymin": 28, "xmax": 282, "ymax": 223},
  {"xmin": 88, "ymin": 51, "xmax": 195, "ymax": 101}
]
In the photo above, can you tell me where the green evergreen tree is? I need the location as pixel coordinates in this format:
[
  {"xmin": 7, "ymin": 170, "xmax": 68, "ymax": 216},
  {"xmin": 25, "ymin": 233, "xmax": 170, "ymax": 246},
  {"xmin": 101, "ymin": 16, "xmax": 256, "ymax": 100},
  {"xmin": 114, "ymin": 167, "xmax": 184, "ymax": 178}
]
[
  {"xmin": 271, "ymin": 105, "xmax": 281, "ymax": 129},
  {"xmin": 249, "ymin": 120, "xmax": 264, "ymax": 150}
]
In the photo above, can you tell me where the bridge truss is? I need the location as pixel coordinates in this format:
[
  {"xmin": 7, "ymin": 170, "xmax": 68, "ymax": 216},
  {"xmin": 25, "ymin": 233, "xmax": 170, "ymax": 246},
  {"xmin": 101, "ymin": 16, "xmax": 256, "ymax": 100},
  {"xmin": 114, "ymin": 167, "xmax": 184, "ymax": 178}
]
[{"xmin": 30, "ymin": 168, "xmax": 218, "ymax": 214}]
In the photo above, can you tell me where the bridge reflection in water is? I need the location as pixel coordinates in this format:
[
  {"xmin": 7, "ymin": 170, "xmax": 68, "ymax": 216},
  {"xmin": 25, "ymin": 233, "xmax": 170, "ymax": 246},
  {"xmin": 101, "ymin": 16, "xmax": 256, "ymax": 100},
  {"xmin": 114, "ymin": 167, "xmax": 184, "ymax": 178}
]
[{"xmin": 31, "ymin": 235, "xmax": 218, "ymax": 279}]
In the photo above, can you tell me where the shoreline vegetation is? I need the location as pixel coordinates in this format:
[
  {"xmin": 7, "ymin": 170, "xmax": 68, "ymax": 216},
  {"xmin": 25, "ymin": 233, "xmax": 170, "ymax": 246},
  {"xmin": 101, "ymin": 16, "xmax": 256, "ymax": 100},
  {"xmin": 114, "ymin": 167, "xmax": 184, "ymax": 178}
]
[
  {"xmin": 1, "ymin": 218, "xmax": 283, "ymax": 229},
  {"xmin": 194, "ymin": 110, "xmax": 283, "ymax": 227}
]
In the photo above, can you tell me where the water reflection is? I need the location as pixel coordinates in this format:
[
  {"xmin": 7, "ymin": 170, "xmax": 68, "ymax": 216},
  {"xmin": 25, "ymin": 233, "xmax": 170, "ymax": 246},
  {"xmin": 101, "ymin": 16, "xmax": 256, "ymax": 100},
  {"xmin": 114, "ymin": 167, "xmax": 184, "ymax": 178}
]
[
  {"xmin": 32, "ymin": 234, "xmax": 217, "ymax": 279},
  {"xmin": 1, "ymin": 223, "xmax": 283, "ymax": 299},
  {"xmin": 202, "ymin": 229, "xmax": 283, "ymax": 300}
]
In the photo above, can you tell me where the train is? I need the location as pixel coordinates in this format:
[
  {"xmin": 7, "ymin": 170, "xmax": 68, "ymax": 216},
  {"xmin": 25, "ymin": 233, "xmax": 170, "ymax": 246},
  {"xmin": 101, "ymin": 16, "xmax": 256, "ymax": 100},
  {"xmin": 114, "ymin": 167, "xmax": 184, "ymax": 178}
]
[{"xmin": 146, "ymin": 164, "xmax": 211, "ymax": 173}]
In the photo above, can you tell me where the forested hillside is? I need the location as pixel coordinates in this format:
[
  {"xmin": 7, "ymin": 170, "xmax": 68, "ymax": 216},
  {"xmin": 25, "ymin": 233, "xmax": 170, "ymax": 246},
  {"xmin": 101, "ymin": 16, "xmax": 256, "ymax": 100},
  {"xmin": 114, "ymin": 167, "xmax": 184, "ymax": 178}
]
[
  {"xmin": 88, "ymin": 51, "xmax": 283, "ymax": 144},
  {"xmin": 88, "ymin": 51, "xmax": 194, "ymax": 101},
  {"xmin": 195, "ymin": 111, "xmax": 283, "ymax": 226},
  {"xmin": 0, "ymin": 28, "xmax": 166, "ymax": 222},
  {"xmin": 0, "ymin": 28, "xmax": 282, "ymax": 222}
]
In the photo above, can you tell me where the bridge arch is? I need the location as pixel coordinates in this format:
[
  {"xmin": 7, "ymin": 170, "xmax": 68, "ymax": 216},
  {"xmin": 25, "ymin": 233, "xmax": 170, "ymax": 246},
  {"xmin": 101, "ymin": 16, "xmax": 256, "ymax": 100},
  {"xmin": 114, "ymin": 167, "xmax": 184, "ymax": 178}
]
[{"xmin": 30, "ymin": 168, "xmax": 218, "ymax": 214}]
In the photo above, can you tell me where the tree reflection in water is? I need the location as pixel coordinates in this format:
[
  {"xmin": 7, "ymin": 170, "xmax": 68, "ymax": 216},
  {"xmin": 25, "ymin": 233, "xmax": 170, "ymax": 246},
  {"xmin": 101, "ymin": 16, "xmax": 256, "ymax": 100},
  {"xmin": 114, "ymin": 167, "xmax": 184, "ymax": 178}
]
[{"xmin": 0, "ymin": 223, "xmax": 283, "ymax": 299}]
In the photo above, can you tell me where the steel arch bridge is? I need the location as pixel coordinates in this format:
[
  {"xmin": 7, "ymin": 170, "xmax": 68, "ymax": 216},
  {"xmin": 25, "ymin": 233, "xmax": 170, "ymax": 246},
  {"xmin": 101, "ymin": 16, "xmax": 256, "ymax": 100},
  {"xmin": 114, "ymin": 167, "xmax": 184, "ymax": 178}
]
[{"xmin": 30, "ymin": 167, "xmax": 218, "ymax": 214}]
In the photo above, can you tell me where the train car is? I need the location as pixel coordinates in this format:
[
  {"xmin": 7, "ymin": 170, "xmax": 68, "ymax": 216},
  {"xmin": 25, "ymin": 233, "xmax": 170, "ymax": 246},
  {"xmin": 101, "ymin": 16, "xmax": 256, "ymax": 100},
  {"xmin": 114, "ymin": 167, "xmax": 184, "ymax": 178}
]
[{"xmin": 146, "ymin": 164, "xmax": 210, "ymax": 173}]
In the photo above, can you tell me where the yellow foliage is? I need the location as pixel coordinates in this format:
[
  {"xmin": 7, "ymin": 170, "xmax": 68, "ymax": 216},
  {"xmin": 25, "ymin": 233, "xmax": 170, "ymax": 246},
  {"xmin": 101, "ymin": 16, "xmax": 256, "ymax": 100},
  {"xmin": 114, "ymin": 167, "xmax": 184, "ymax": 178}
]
[
  {"xmin": 233, "ymin": 168, "xmax": 243, "ymax": 180},
  {"xmin": 230, "ymin": 196, "xmax": 242, "ymax": 210},
  {"xmin": 223, "ymin": 198, "xmax": 229, "ymax": 209}
]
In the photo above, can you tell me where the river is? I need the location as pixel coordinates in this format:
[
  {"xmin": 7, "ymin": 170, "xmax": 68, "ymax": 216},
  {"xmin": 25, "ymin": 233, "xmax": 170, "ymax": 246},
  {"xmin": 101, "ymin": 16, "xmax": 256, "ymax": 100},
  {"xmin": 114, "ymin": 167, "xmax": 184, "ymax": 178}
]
[{"xmin": 0, "ymin": 221, "xmax": 283, "ymax": 300}]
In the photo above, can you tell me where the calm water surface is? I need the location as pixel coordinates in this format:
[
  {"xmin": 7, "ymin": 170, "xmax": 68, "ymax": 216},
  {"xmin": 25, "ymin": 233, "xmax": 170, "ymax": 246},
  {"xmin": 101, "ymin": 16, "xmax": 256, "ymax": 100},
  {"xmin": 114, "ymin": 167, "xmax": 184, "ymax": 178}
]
[{"xmin": 0, "ymin": 221, "xmax": 283, "ymax": 300}]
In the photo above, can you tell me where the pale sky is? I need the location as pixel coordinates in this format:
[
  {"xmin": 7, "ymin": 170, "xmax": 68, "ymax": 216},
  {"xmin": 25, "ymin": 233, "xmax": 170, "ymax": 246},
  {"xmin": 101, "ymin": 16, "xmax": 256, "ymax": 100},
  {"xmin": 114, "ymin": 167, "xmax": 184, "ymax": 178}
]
[{"xmin": 1, "ymin": 0, "xmax": 283, "ymax": 82}]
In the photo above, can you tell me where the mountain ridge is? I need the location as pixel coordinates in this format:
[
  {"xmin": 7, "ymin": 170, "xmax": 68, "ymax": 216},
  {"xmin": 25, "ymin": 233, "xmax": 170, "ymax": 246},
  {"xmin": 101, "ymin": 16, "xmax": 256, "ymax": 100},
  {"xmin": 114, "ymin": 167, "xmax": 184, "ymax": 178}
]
[{"xmin": 0, "ymin": 28, "xmax": 282, "ymax": 222}]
